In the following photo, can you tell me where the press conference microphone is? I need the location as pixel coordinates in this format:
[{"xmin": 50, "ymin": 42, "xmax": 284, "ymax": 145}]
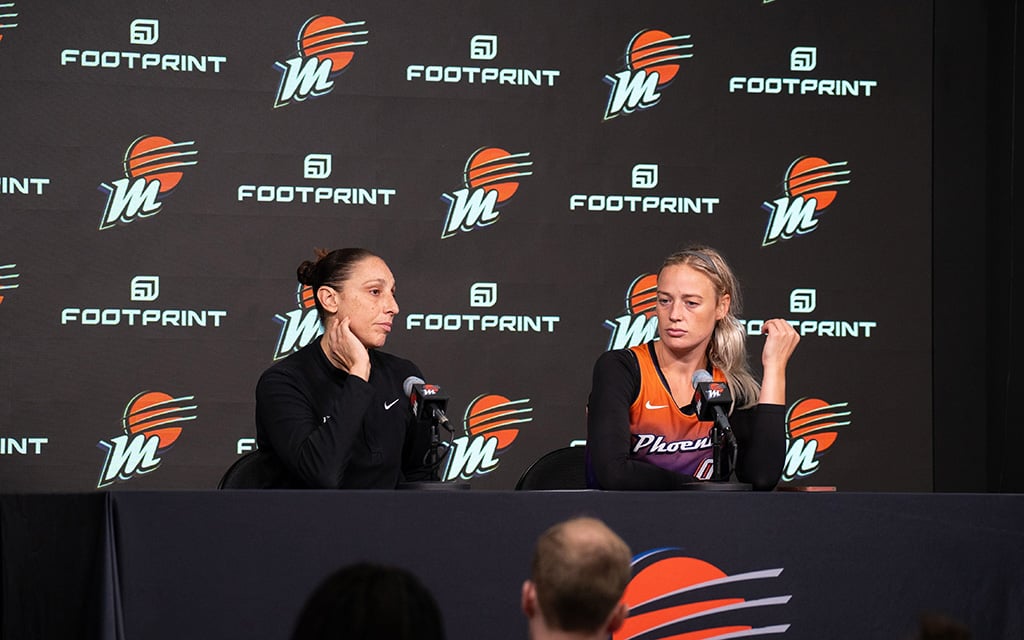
[
  {"xmin": 691, "ymin": 370, "xmax": 733, "ymax": 430},
  {"xmin": 402, "ymin": 376, "xmax": 451, "ymax": 430},
  {"xmin": 691, "ymin": 370, "xmax": 746, "ymax": 488},
  {"xmin": 398, "ymin": 376, "xmax": 465, "ymax": 489}
]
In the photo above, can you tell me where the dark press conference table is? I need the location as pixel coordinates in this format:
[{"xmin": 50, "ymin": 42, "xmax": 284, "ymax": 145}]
[{"xmin": 1, "ymin": 491, "xmax": 1021, "ymax": 640}]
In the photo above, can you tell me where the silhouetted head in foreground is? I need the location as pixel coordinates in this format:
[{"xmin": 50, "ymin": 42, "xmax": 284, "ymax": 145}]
[{"xmin": 292, "ymin": 562, "xmax": 445, "ymax": 640}]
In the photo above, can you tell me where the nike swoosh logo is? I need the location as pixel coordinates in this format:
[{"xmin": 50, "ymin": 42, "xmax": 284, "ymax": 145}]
[
  {"xmin": 645, "ymin": 401, "xmax": 669, "ymax": 410},
  {"xmin": 384, "ymin": 399, "xmax": 400, "ymax": 410}
]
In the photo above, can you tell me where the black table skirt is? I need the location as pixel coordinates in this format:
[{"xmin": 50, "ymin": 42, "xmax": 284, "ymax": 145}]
[{"xmin": 2, "ymin": 491, "xmax": 1021, "ymax": 640}]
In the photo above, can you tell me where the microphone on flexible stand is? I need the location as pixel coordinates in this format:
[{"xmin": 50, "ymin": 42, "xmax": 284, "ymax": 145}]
[
  {"xmin": 398, "ymin": 376, "xmax": 468, "ymax": 491},
  {"xmin": 691, "ymin": 370, "xmax": 735, "ymax": 444},
  {"xmin": 403, "ymin": 376, "xmax": 452, "ymax": 432},
  {"xmin": 685, "ymin": 370, "xmax": 750, "ymax": 491}
]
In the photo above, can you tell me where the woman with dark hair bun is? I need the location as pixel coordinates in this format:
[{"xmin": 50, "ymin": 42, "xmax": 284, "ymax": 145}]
[
  {"xmin": 586, "ymin": 245, "xmax": 800, "ymax": 491},
  {"xmin": 255, "ymin": 248, "xmax": 431, "ymax": 489}
]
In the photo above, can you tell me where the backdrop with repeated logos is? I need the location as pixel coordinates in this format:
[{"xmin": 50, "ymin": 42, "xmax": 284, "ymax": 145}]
[{"xmin": 0, "ymin": 0, "xmax": 932, "ymax": 491}]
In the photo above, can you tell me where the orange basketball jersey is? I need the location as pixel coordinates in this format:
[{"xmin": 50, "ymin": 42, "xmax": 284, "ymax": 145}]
[{"xmin": 628, "ymin": 343, "xmax": 724, "ymax": 479}]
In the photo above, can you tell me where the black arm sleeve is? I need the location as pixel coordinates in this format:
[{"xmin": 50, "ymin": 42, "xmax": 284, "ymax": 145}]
[
  {"xmin": 586, "ymin": 350, "xmax": 698, "ymax": 490},
  {"xmin": 255, "ymin": 367, "xmax": 375, "ymax": 489},
  {"xmin": 731, "ymin": 403, "xmax": 786, "ymax": 491}
]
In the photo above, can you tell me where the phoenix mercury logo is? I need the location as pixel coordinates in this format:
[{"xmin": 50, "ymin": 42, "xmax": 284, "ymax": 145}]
[
  {"xmin": 604, "ymin": 29, "xmax": 693, "ymax": 120},
  {"xmin": 782, "ymin": 397, "xmax": 852, "ymax": 482},
  {"xmin": 274, "ymin": 15, "xmax": 368, "ymax": 108},
  {"xmin": 440, "ymin": 147, "xmax": 533, "ymax": 238},
  {"xmin": 442, "ymin": 394, "xmax": 532, "ymax": 481},
  {"xmin": 0, "ymin": 262, "xmax": 18, "ymax": 305},
  {"xmin": 0, "ymin": 3, "xmax": 17, "ymax": 45},
  {"xmin": 760, "ymin": 156, "xmax": 850, "ymax": 246},
  {"xmin": 98, "ymin": 135, "xmax": 198, "ymax": 230},
  {"xmin": 616, "ymin": 548, "xmax": 791, "ymax": 639},
  {"xmin": 273, "ymin": 284, "xmax": 323, "ymax": 360},
  {"xmin": 97, "ymin": 391, "xmax": 197, "ymax": 487},
  {"xmin": 604, "ymin": 274, "xmax": 659, "ymax": 350}
]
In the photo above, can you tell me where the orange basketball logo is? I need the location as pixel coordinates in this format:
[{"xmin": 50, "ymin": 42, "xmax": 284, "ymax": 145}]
[
  {"xmin": 464, "ymin": 394, "xmax": 532, "ymax": 449},
  {"xmin": 121, "ymin": 391, "xmax": 198, "ymax": 449},
  {"xmin": 615, "ymin": 549, "xmax": 790, "ymax": 639},
  {"xmin": 784, "ymin": 156, "xmax": 850, "ymax": 211},
  {"xmin": 627, "ymin": 30, "xmax": 686, "ymax": 85},
  {"xmin": 297, "ymin": 284, "xmax": 317, "ymax": 310},
  {"xmin": 464, "ymin": 147, "xmax": 531, "ymax": 203},
  {"xmin": 626, "ymin": 273, "xmax": 659, "ymax": 319},
  {"xmin": 786, "ymin": 397, "xmax": 851, "ymax": 454},
  {"xmin": 0, "ymin": 4, "xmax": 17, "ymax": 45},
  {"xmin": 0, "ymin": 262, "xmax": 14, "ymax": 306},
  {"xmin": 297, "ymin": 15, "xmax": 363, "ymax": 73},
  {"xmin": 123, "ymin": 135, "xmax": 198, "ymax": 193}
]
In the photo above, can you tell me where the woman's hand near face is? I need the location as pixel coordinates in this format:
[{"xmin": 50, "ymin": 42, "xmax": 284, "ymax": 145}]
[
  {"xmin": 323, "ymin": 315, "xmax": 372, "ymax": 381},
  {"xmin": 758, "ymin": 318, "xmax": 800, "ymax": 405}
]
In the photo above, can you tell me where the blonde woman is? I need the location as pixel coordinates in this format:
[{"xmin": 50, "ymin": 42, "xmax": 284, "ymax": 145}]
[{"xmin": 586, "ymin": 246, "xmax": 799, "ymax": 491}]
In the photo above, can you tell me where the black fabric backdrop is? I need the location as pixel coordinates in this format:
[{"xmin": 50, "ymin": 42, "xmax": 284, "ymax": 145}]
[{"xmin": 1, "ymin": 1, "xmax": 932, "ymax": 491}]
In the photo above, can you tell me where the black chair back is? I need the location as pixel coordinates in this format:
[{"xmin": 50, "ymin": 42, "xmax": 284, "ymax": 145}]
[
  {"xmin": 218, "ymin": 449, "xmax": 290, "ymax": 489},
  {"xmin": 515, "ymin": 446, "xmax": 588, "ymax": 490}
]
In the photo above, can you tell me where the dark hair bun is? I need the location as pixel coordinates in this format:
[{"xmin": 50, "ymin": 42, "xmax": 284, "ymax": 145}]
[{"xmin": 296, "ymin": 260, "xmax": 317, "ymax": 286}]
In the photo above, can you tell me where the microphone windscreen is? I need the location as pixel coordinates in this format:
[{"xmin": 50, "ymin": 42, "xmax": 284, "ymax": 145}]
[
  {"xmin": 403, "ymin": 376, "xmax": 425, "ymax": 396},
  {"xmin": 691, "ymin": 369, "xmax": 713, "ymax": 386}
]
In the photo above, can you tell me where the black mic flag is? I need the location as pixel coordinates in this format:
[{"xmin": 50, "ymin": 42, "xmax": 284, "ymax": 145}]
[
  {"xmin": 403, "ymin": 376, "xmax": 451, "ymax": 428},
  {"xmin": 691, "ymin": 370, "xmax": 732, "ymax": 423}
]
